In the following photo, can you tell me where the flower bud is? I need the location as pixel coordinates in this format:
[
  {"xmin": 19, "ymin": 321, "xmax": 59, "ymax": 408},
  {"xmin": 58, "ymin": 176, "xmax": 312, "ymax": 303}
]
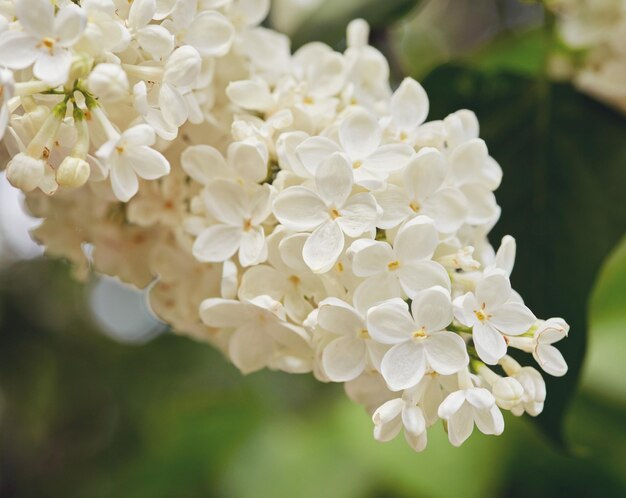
[
  {"xmin": 492, "ymin": 377, "xmax": 524, "ymax": 410},
  {"xmin": 87, "ymin": 63, "xmax": 129, "ymax": 103},
  {"xmin": 6, "ymin": 153, "xmax": 45, "ymax": 192},
  {"xmin": 56, "ymin": 156, "xmax": 91, "ymax": 188}
]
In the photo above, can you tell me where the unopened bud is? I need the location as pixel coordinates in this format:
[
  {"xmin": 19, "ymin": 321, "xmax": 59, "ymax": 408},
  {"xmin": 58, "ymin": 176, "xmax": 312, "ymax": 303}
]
[
  {"xmin": 6, "ymin": 153, "xmax": 45, "ymax": 192},
  {"xmin": 87, "ymin": 63, "xmax": 129, "ymax": 103},
  {"xmin": 492, "ymin": 377, "xmax": 524, "ymax": 410},
  {"xmin": 56, "ymin": 156, "xmax": 91, "ymax": 188}
]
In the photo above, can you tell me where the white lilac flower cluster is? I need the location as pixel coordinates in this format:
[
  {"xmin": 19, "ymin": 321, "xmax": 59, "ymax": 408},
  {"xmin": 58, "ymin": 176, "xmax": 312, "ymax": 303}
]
[
  {"xmin": 0, "ymin": 0, "xmax": 569, "ymax": 450},
  {"xmin": 549, "ymin": 0, "xmax": 626, "ymax": 113}
]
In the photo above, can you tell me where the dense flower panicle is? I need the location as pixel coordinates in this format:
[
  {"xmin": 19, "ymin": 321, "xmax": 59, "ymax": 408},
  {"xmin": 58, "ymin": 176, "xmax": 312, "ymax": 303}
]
[
  {"xmin": 549, "ymin": 0, "xmax": 626, "ymax": 113},
  {"xmin": 0, "ymin": 0, "xmax": 569, "ymax": 451}
]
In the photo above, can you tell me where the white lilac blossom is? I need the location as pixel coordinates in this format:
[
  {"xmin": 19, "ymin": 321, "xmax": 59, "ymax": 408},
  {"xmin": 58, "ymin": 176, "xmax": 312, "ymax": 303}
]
[
  {"xmin": 549, "ymin": 0, "xmax": 626, "ymax": 113},
  {"xmin": 0, "ymin": 0, "xmax": 569, "ymax": 452}
]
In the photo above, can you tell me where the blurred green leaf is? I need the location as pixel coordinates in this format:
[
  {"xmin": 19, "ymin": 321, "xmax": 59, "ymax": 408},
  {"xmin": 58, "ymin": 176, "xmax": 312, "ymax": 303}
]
[
  {"xmin": 422, "ymin": 65, "xmax": 626, "ymax": 446},
  {"xmin": 464, "ymin": 28, "xmax": 549, "ymax": 76},
  {"xmin": 291, "ymin": 0, "xmax": 422, "ymax": 49}
]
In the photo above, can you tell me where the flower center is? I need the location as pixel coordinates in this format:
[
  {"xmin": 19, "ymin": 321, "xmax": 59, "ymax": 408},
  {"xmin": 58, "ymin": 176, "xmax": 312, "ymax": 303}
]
[
  {"xmin": 352, "ymin": 160, "xmax": 362, "ymax": 169},
  {"xmin": 412, "ymin": 327, "xmax": 427, "ymax": 339},
  {"xmin": 474, "ymin": 309, "xmax": 489, "ymax": 322},
  {"xmin": 40, "ymin": 37, "xmax": 57, "ymax": 55},
  {"xmin": 302, "ymin": 95, "xmax": 314, "ymax": 105},
  {"xmin": 359, "ymin": 329, "xmax": 370, "ymax": 339},
  {"xmin": 330, "ymin": 208, "xmax": 341, "ymax": 219},
  {"xmin": 387, "ymin": 260, "xmax": 400, "ymax": 271},
  {"xmin": 115, "ymin": 145, "xmax": 125, "ymax": 154},
  {"xmin": 288, "ymin": 275, "xmax": 300, "ymax": 286},
  {"xmin": 243, "ymin": 218, "xmax": 253, "ymax": 231},
  {"xmin": 409, "ymin": 201, "xmax": 420, "ymax": 213}
]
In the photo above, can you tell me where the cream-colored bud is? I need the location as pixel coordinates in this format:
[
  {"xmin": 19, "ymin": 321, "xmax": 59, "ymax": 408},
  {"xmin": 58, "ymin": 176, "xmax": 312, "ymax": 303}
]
[
  {"xmin": 6, "ymin": 153, "xmax": 45, "ymax": 192},
  {"xmin": 87, "ymin": 63, "xmax": 129, "ymax": 103},
  {"xmin": 56, "ymin": 156, "xmax": 91, "ymax": 188},
  {"xmin": 492, "ymin": 377, "xmax": 524, "ymax": 410}
]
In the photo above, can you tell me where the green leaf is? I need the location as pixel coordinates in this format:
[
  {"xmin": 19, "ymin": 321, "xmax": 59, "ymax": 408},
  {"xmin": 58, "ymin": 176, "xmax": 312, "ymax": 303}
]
[
  {"xmin": 422, "ymin": 65, "xmax": 626, "ymax": 446},
  {"xmin": 290, "ymin": 0, "xmax": 422, "ymax": 49}
]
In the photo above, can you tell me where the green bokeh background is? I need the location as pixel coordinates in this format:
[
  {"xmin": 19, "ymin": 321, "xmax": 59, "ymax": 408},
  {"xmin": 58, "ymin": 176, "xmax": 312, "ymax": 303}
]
[{"xmin": 1, "ymin": 1, "xmax": 626, "ymax": 496}]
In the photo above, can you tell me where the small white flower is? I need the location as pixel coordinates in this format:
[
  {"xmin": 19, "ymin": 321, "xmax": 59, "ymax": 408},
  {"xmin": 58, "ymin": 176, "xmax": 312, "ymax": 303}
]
[
  {"xmin": 532, "ymin": 318, "xmax": 569, "ymax": 377},
  {"xmin": 374, "ymin": 148, "xmax": 467, "ymax": 232},
  {"xmin": 127, "ymin": 0, "xmax": 174, "ymax": 59},
  {"xmin": 0, "ymin": 0, "xmax": 87, "ymax": 86},
  {"xmin": 96, "ymin": 124, "xmax": 171, "ymax": 202},
  {"xmin": 296, "ymin": 107, "xmax": 414, "ymax": 188},
  {"xmin": 350, "ymin": 215, "xmax": 450, "ymax": 311},
  {"xmin": 367, "ymin": 288, "xmax": 469, "ymax": 391},
  {"xmin": 438, "ymin": 386, "xmax": 504, "ymax": 447},
  {"xmin": 273, "ymin": 152, "xmax": 378, "ymax": 273},
  {"xmin": 182, "ymin": 139, "xmax": 269, "ymax": 186},
  {"xmin": 199, "ymin": 295, "xmax": 310, "ymax": 374},
  {"xmin": 317, "ymin": 298, "xmax": 387, "ymax": 382},
  {"xmin": 454, "ymin": 271, "xmax": 536, "ymax": 365},
  {"xmin": 385, "ymin": 77, "xmax": 429, "ymax": 143},
  {"xmin": 372, "ymin": 391, "xmax": 428, "ymax": 452},
  {"xmin": 192, "ymin": 179, "xmax": 272, "ymax": 267}
]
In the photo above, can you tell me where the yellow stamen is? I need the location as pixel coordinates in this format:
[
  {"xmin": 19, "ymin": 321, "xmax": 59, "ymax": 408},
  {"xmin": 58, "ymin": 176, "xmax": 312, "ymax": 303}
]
[
  {"xmin": 330, "ymin": 208, "xmax": 341, "ymax": 219},
  {"xmin": 387, "ymin": 260, "xmax": 400, "ymax": 271},
  {"xmin": 352, "ymin": 160, "xmax": 362, "ymax": 169},
  {"xmin": 412, "ymin": 327, "xmax": 427, "ymax": 339},
  {"xmin": 409, "ymin": 201, "xmax": 420, "ymax": 213},
  {"xmin": 243, "ymin": 219, "xmax": 253, "ymax": 231},
  {"xmin": 359, "ymin": 329, "xmax": 370, "ymax": 339}
]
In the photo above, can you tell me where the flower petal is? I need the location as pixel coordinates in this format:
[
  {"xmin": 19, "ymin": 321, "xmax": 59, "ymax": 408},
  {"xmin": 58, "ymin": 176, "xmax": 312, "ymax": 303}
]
[
  {"xmin": 239, "ymin": 226, "xmax": 267, "ymax": 267},
  {"xmin": 424, "ymin": 331, "xmax": 469, "ymax": 375},
  {"xmin": 390, "ymin": 77, "xmax": 429, "ymax": 131},
  {"xmin": 381, "ymin": 341, "xmax": 426, "ymax": 391},
  {"xmin": 361, "ymin": 143, "xmax": 414, "ymax": 172},
  {"xmin": 228, "ymin": 140, "xmax": 268, "ymax": 183},
  {"xmin": 186, "ymin": 11, "xmax": 234, "ymax": 56},
  {"xmin": 473, "ymin": 321, "xmax": 507, "ymax": 365},
  {"xmin": 317, "ymin": 299, "xmax": 364, "ymax": 336},
  {"xmin": 351, "ymin": 239, "xmax": 395, "ymax": 277},
  {"xmin": 410, "ymin": 286, "xmax": 453, "ymax": 332},
  {"xmin": 0, "ymin": 32, "xmax": 38, "ymax": 70},
  {"xmin": 33, "ymin": 50, "xmax": 72, "ymax": 86},
  {"xmin": 534, "ymin": 344, "xmax": 568, "ymax": 377},
  {"xmin": 397, "ymin": 260, "xmax": 451, "ymax": 298},
  {"xmin": 110, "ymin": 158, "xmax": 139, "ymax": 202},
  {"xmin": 336, "ymin": 192, "xmax": 378, "ymax": 237},
  {"xmin": 404, "ymin": 147, "xmax": 446, "ymax": 200},
  {"xmin": 322, "ymin": 336, "xmax": 367, "ymax": 382},
  {"xmin": 203, "ymin": 179, "xmax": 247, "ymax": 225},
  {"xmin": 16, "ymin": 0, "xmax": 54, "ymax": 37},
  {"xmin": 192, "ymin": 224, "xmax": 241, "ymax": 263},
  {"xmin": 394, "ymin": 215, "xmax": 438, "ymax": 263},
  {"xmin": 229, "ymin": 323, "xmax": 274, "ymax": 374},
  {"xmin": 367, "ymin": 298, "xmax": 414, "ymax": 344},
  {"xmin": 273, "ymin": 186, "xmax": 328, "ymax": 231},
  {"xmin": 339, "ymin": 108, "xmax": 381, "ymax": 161},
  {"xmin": 315, "ymin": 152, "xmax": 353, "ymax": 207},
  {"xmin": 54, "ymin": 4, "xmax": 87, "ymax": 46},
  {"xmin": 181, "ymin": 145, "xmax": 230, "ymax": 185},
  {"xmin": 475, "ymin": 272, "xmax": 511, "ymax": 310},
  {"xmin": 199, "ymin": 297, "xmax": 247, "ymax": 327},
  {"xmin": 489, "ymin": 302, "xmax": 536, "ymax": 335},
  {"xmin": 402, "ymin": 405, "xmax": 426, "ymax": 436},
  {"xmin": 226, "ymin": 79, "xmax": 274, "ymax": 112},
  {"xmin": 126, "ymin": 145, "xmax": 170, "ymax": 180},
  {"xmin": 296, "ymin": 136, "xmax": 341, "ymax": 176},
  {"xmin": 448, "ymin": 403, "xmax": 474, "ymax": 447},
  {"xmin": 302, "ymin": 220, "xmax": 344, "ymax": 273}
]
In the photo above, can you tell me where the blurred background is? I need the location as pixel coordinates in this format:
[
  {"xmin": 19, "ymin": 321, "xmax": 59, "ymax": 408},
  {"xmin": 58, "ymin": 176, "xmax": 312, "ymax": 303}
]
[{"xmin": 1, "ymin": 0, "xmax": 626, "ymax": 496}]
